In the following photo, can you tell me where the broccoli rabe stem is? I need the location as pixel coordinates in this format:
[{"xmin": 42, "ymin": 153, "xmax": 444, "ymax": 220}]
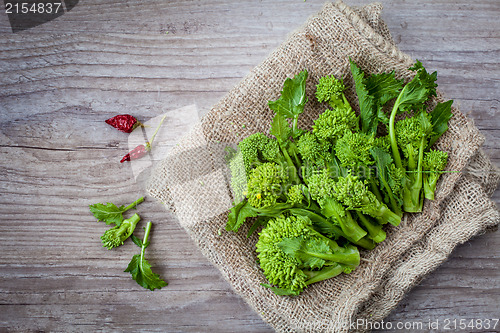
[
  {"xmin": 288, "ymin": 208, "xmax": 375, "ymax": 250},
  {"xmin": 377, "ymin": 175, "xmax": 403, "ymax": 217},
  {"xmin": 124, "ymin": 197, "xmax": 145, "ymax": 212},
  {"xmin": 403, "ymin": 181, "xmax": 423, "ymax": 213},
  {"xmin": 320, "ymin": 198, "xmax": 367, "ymax": 242},
  {"xmin": 278, "ymin": 143, "xmax": 300, "ymax": 185},
  {"xmin": 287, "ymin": 141, "xmax": 302, "ymax": 170},
  {"xmin": 367, "ymin": 203, "xmax": 401, "ymax": 227},
  {"xmin": 355, "ymin": 211, "xmax": 386, "ymax": 243},
  {"xmin": 140, "ymin": 221, "xmax": 152, "ymax": 262},
  {"xmin": 304, "ymin": 264, "xmax": 345, "ymax": 285},
  {"xmin": 368, "ymin": 178, "xmax": 384, "ymax": 203},
  {"xmin": 423, "ymin": 174, "xmax": 439, "ymax": 200},
  {"xmin": 308, "ymin": 245, "xmax": 360, "ymax": 267},
  {"xmin": 388, "ymin": 91, "xmax": 405, "ymax": 171},
  {"xmin": 292, "ymin": 116, "xmax": 299, "ymax": 137},
  {"xmin": 302, "ymin": 230, "xmax": 360, "ymax": 267},
  {"xmin": 403, "ymin": 138, "xmax": 425, "ymax": 212}
]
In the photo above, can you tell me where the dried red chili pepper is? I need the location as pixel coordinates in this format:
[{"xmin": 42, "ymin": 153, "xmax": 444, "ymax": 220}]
[
  {"xmin": 105, "ymin": 114, "xmax": 142, "ymax": 133},
  {"xmin": 120, "ymin": 143, "xmax": 151, "ymax": 163},
  {"xmin": 120, "ymin": 114, "xmax": 167, "ymax": 163}
]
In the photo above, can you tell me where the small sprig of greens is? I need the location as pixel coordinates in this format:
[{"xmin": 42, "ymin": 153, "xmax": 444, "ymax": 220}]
[
  {"xmin": 267, "ymin": 71, "xmax": 309, "ymax": 185},
  {"xmin": 89, "ymin": 197, "xmax": 144, "ymax": 225},
  {"xmin": 126, "ymin": 222, "xmax": 168, "ymax": 291},
  {"xmin": 89, "ymin": 197, "xmax": 166, "ymax": 291}
]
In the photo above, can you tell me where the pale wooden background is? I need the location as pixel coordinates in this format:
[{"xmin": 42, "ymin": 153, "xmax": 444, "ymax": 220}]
[{"xmin": 0, "ymin": 1, "xmax": 498, "ymax": 332}]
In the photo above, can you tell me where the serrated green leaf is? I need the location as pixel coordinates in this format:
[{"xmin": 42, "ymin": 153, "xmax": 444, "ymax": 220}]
[
  {"xmin": 125, "ymin": 254, "xmax": 168, "ymax": 291},
  {"xmin": 89, "ymin": 197, "xmax": 144, "ymax": 226},
  {"xmin": 365, "ymin": 71, "xmax": 404, "ymax": 106},
  {"xmin": 89, "ymin": 202, "xmax": 126, "ymax": 226},
  {"xmin": 350, "ymin": 60, "xmax": 377, "ymax": 135},
  {"xmin": 350, "ymin": 60, "xmax": 404, "ymax": 133},
  {"xmin": 371, "ymin": 146, "xmax": 393, "ymax": 189},
  {"xmin": 278, "ymin": 236, "xmax": 329, "ymax": 269},
  {"xmin": 395, "ymin": 61, "xmax": 438, "ymax": 114}
]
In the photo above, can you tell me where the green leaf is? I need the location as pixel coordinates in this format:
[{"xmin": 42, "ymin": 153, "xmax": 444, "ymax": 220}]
[
  {"xmin": 268, "ymin": 70, "xmax": 308, "ymax": 119},
  {"xmin": 225, "ymin": 199, "xmax": 258, "ymax": 233},
  {"xmin": 365, "ymin": 71, "xmax": 404, "ymax": 106},
  {"xmin": 350, "ymin": 60, "xmax": 377, "ymax": 135},
  {"xmin": 409, "ymin": 60, "xmax": 438, "ymax": 98},
  {"xmin": 371, "ymin": 146, "xmax": 393, "ymax": 188},
  {"xmin": 131, "ymin": 234, "xmax": 143, "ymax": 248},
  {"xmin": 351, "ymin": 60, "xmax": 405, "ymax": 134},
  {"xmin": 428, "ymin": 100, "xmax": 453, "ymax": 147},
  {"xmin": 269, "ymin": 113, "xmax": 291, "ymax": 143},
  {"xmin": 278, "ymin": 236, "xmax": 331, "ymax": 269},
  {"xmin": 89, "ymin": 202, "xmax": 126, "ymax": 226},
  {"xmin": 89, "ymin": 197, "xmax": 144, "ymax": 226},
  {"xmin": 247, "ymin": 217, "xmax": 268, "ymax": 238},
  {"xmin": 395, "ymin": 61, "xmax": 438, "ymax": 114},
  {"xmin": 124, "ymin": 254, "xmax": 168, "ymax": 291}
]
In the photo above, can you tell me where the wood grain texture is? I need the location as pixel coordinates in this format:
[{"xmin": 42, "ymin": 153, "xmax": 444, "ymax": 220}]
[{"xmin": 0, "ymin": 0, "xmax": 498, "ymax": 332}]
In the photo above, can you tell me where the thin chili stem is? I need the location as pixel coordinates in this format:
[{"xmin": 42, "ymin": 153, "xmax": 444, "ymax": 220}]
[{"xmin": 149, "ymin": 114, "xmax": 168, "ymax": 146}]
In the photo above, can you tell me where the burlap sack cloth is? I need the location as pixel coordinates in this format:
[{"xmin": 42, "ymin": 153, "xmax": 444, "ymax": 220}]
[{"xmin": 147, "ymin": 1, "xmax": 500, "ymax": 332}]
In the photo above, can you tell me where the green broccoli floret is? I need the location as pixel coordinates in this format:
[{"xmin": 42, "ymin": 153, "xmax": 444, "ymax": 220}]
[
  {"xmin": 423, "ymin": 149, "xmax": 448, "ymax": 200},
  {"xmin": 395, "ymin": 116, "xmax": 425, "ymax": 165},
  {"xmin": 394, "ymin": 112, "xmax": 433, "ymax": 212},
  {"xmin": 296, "ymin": 131, "xmax": 335, "ymax": 178},
  {"xmin": 297, "ymin": 132, "xmax": 332, "ymax": 164},
  {"xmin": 306, "ymin": 169, "xmax": 367, "ymax": 241},
  {"xmin": 247, "ymin": 163, "xmax": 288, "ymax": 209},
  {"xmin": 101, "ymin": 213, "xmax": 141, "ymax": 250},
  {"xmin": 335, "ymin": 131, "xmax": 375, "ymax": 170},
  {"xmin": 286, "ymin": 185, "xmax": 305, "ymax": 206},
  {"xmin": 316, "ymin": 75, "xmax": 348, "ymax": 109},
  {"xmin": 312, "ymin": 107, "xmax": 359, "ymax": 143},
  {"xmin": 374, "ymin": 135, "xmax": 391, "ymax": 152},
  {"xmin": 227, "ymin": 133, "xmax": 285, "ymax": 202},
  {"xmin": 333, "ymin": 173, "xmax": 401, "ymax": 226},
  {"xmin": 335, "ymin": 131, "xmax": 387, "ymax": 206},
  {"xmin": 256, "ymin": 214, "xmax": 359, "ymax": 295},
  {"xmin": 238, "ymin": 133, "xmax": 281, "ymax": 176}
]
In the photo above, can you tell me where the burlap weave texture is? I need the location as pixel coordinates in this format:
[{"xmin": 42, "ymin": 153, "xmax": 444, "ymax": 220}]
[{"xmin": 147, "ymin": 1, "xmax": 500, "ymax": 332}]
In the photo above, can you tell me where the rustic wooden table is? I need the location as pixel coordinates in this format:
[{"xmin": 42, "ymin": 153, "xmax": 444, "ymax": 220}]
[{"xmin": 1, "ymin": 1, "xmax": 498, "ymax": 332}]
